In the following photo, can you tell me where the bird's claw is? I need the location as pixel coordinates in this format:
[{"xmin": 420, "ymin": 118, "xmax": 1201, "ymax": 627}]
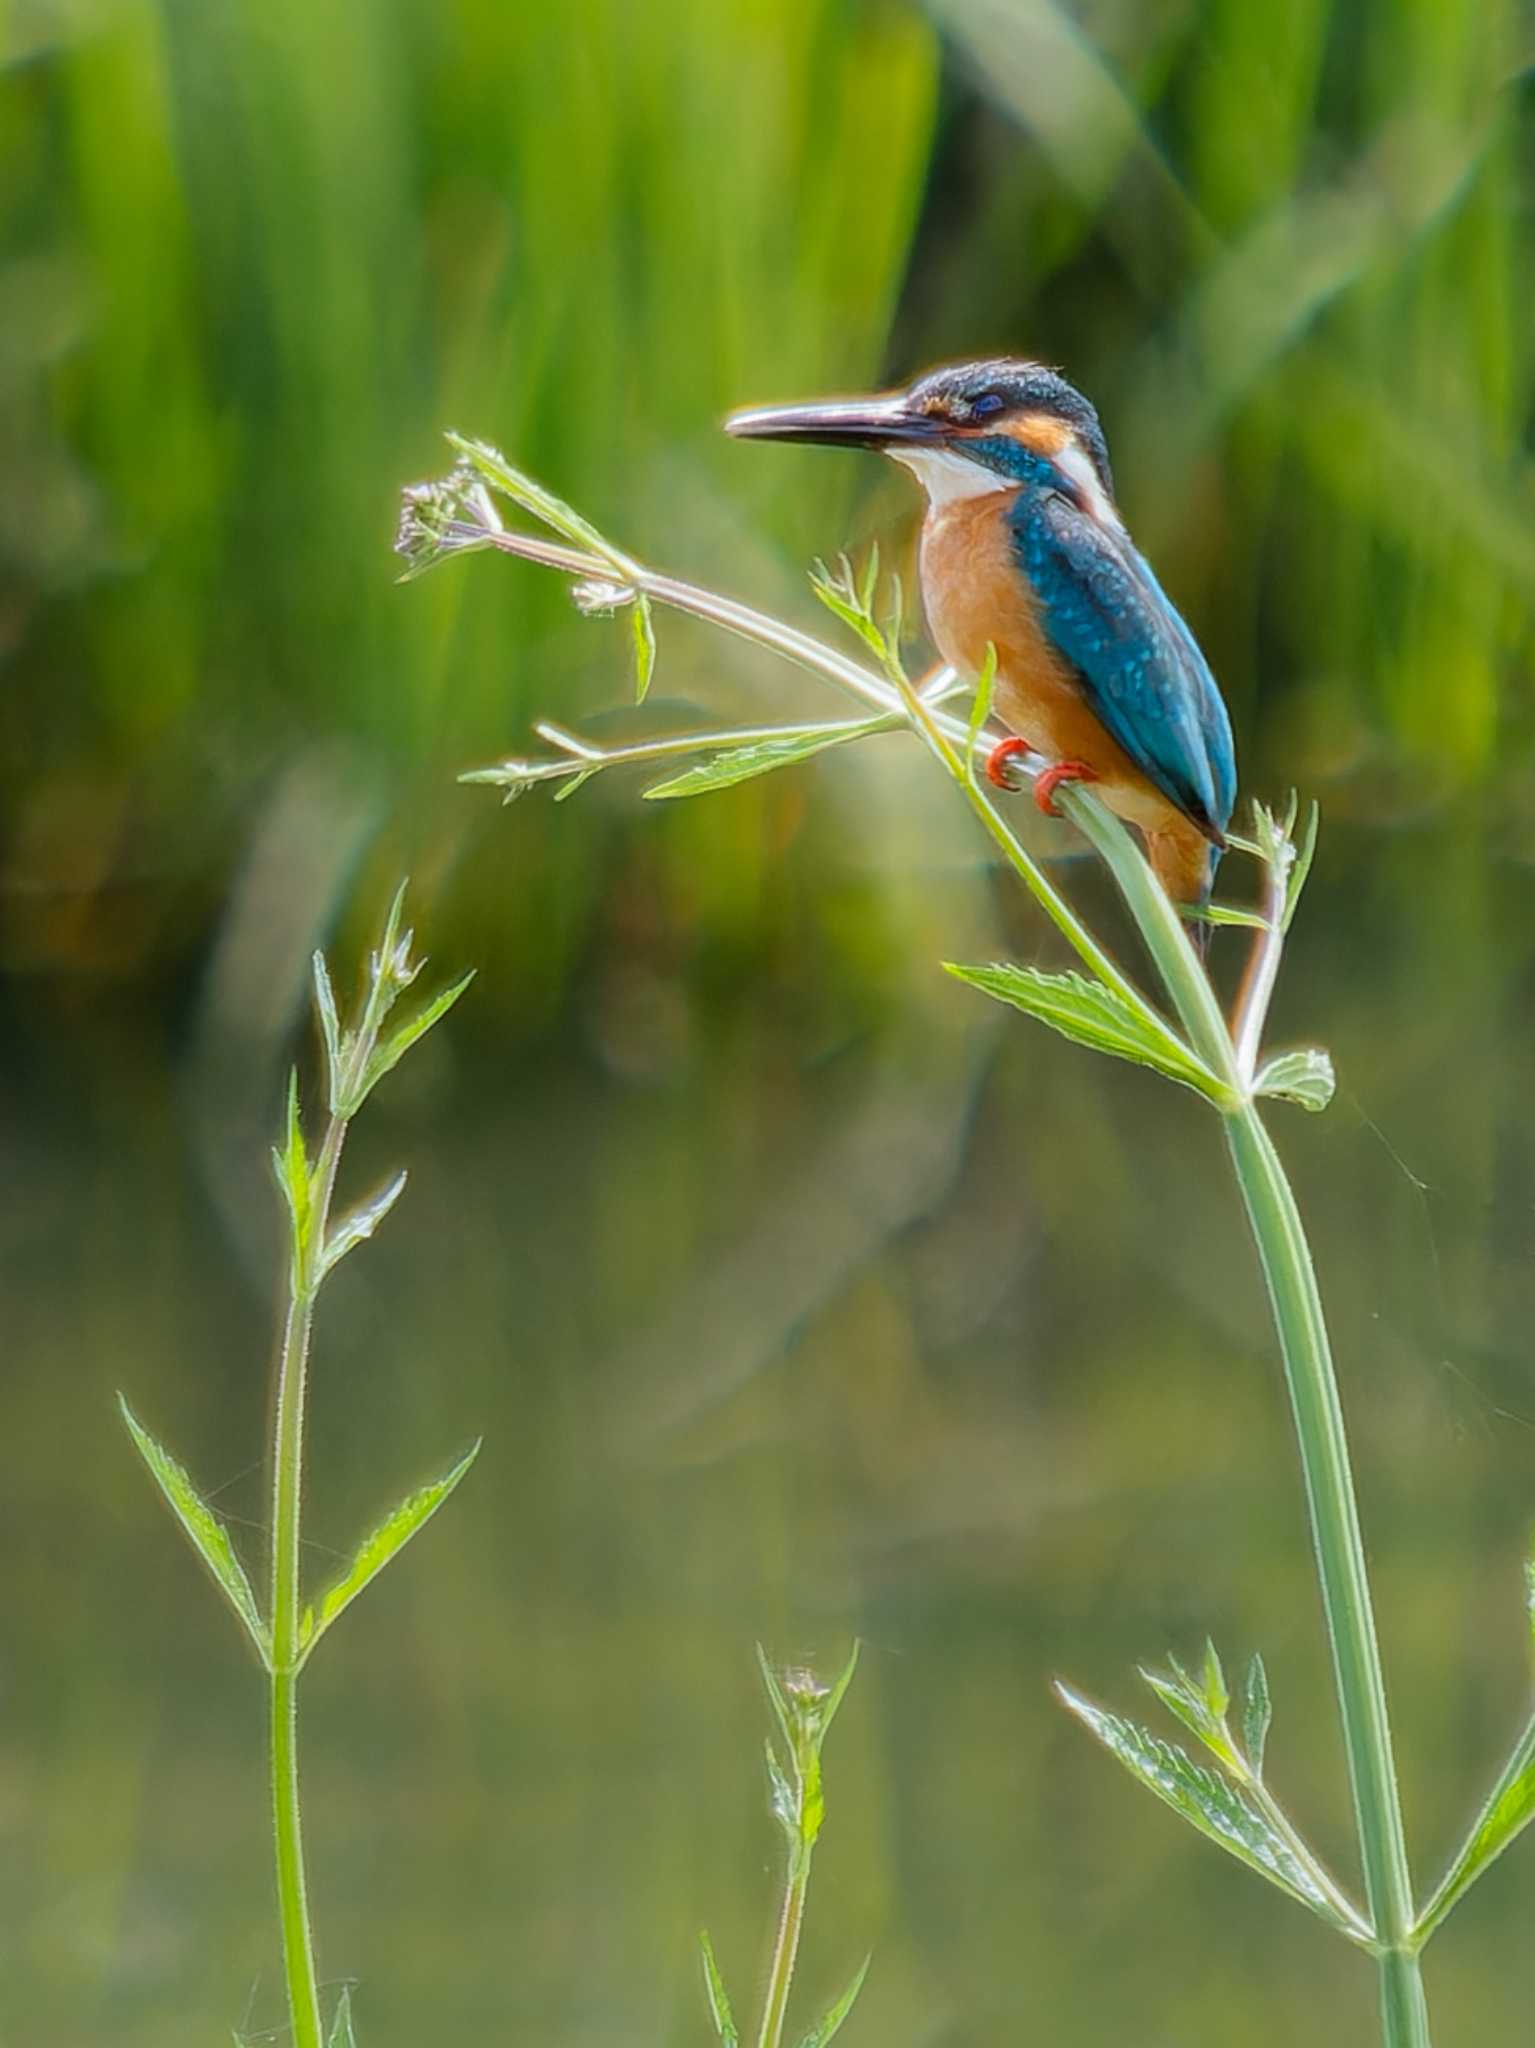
[
  {"xmin": 984, "ymin": 736, "xmax": 1033, "ymax": 790},
  {"xmin": 1032, "ymin": 760, "xmax": 1097, "ymax": 816}
]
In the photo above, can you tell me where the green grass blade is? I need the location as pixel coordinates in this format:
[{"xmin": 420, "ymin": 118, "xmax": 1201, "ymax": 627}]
[
  {"xmin": 118, "ymin": 1395, "xmax": 270, "ymax": 1664},
  {"xmin": 1414, "ymin": 1707, "xmax": 1535, "ymax": 1945},
  {"xmin": 793, "ymin": 1954, "xmax": 872, "ymax": 2048},
  {"xmin": 643, "ymin": 721, "xmax": 890, "ymax": 800},
  {"xmin": 698, "ymin": 1930, "xmax": 739, "ymax": 2048},
  {"xmin": 1056, "ymin": 1683, "xmax": 1358, "ymax": 1935},
  {"xmin": 298, "ymin": 1442, "xmax": 481, "ymax": 1660},
  {"xmin": 944, "ymin": 962, "xmax": 1225, "ymax": 1101},
  {"xmin": 1255, "ymin": 1048, "xmax": 1336, "ymax": 1113}
]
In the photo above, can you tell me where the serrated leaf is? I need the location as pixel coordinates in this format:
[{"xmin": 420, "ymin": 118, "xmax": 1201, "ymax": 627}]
[
  {"xmin": 317, "ymin": 1170, "xmax": 409, "ymax": 1282},
  {"xmin": 1242, "ymin": 1653, "xmax": 1272, "ymax": 1779},
  {"xmin": 644, "ymin": 721, "xmax": 887, "ymax": 801},
  {"xmin": 1256, "ymin": 1047, "xmax": 1336, "ymax": 1113},
  {"xmin": 1056, "ymin": 1683, "xmax": 1353, "ymax": 1931},
  {"xmin": 1415, "ymin": 1708, "xmax": 1535, "ymax": 1944},
  {"xmin": 945, "ymin": 962, "xmax": 1224, "ymax": 1101},
  {"xmin": 631, "ymin": 595, "xmax": 657, "ymax": 702},
  {"xmin": 809, "ymin": 558, "xmax": 885, "ymax": 657},
  {"xmin": 326, "ymin": 1986, "xmax": 356, "ymax": 2048},
  {"xmin": 355, "ymin": 971, "xmax": 474, "ymax": 1105},
  {"xmin": 793, "ymin": 1953, "xmax": 872, "ymax": 2048},
  {"xmin": 119, "ymin": 1396, "xmax": 270, "ymax": 1664},
  {"xmin": 297, "ymin": 1442, "xmax": 480, "ymax": 1660},
  {"xmin": 698, "ymin": 1931, "xmax": 738, "ymax": 2048}
]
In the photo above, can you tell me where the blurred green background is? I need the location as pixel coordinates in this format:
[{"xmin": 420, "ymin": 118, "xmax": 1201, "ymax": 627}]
[{"xmin": 5, "ymin": 0, "xmax": 1535, "ymax": 2041}]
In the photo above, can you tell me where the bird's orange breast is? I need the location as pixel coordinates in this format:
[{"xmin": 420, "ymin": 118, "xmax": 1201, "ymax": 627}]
[{"xmin": 919, "ymin": 492, "xmax": 1174, "ymax": 837}]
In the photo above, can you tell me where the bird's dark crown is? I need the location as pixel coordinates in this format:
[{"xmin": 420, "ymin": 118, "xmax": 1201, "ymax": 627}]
[{"xmin": 906, "ymin": 358, "xmax": 1114, "ymax": 496}]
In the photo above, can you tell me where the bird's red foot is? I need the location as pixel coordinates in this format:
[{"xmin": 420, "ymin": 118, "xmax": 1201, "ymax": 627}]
[
  {"xmin": 1033, "ymin": 760, "xmax": 1098, "ymax": 816},
  {"xmin": 984, "ymin": 736, "xmax": 1033, "ymax": 790}
]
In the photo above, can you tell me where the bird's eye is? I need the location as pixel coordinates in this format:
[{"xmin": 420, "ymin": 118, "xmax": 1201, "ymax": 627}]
[{"xmin": 970, "ymin": 393, "xmax": 1005, "ymax": 420}]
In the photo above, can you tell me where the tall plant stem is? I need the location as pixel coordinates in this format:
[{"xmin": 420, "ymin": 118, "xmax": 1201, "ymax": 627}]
[
  {"xmin": 1224, "ymin": 1107, "xmax": 1427, "ymax": 2045},
  {"xmin": 269, "ymin": 1111, "xmax": 347, "ymax": 2048},
  {"xmin": 1073, "ymin": 799, "xmax": 1428, "ymax": 2047}
]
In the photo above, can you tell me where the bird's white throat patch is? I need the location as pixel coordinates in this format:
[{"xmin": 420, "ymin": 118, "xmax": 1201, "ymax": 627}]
[
  {"xmin": 888, "ymin": 446, "xmax": 1013, "ymax": 507},
  {"xmin": 890, "ymin": 438, "xmax": 1121, "ymax": 529}
]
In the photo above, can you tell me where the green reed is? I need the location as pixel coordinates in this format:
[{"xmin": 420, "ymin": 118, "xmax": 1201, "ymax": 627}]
[
  {"xmin": 399, "ymin": 439, "xmax": 1535, "ymax": 2048},
  {"xmin": 121, "ymin": 887, "xmax": 474, "ymax": 2048}
]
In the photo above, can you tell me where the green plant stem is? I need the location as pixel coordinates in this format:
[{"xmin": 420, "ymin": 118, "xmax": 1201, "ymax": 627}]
[
  {"xmin": 1224, "ymin": 1108, "xmax": 1427, "ymax": 2044},
  {"xmin": 756, "ymin": 1855, "xmax": 810, "ymax": 2048},
  {"xmin": 1076, "ymin": 799, "xmax": 1427, "ymax": 2043},
  {"xmin": 269, "ymin": 1112, "xmax": 347, "ymax": 2048}
]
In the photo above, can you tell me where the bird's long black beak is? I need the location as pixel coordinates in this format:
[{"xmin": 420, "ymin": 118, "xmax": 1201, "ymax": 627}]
[{"xmin": 725, "ymin": 395, "xmax": 945, "ymax": 449}]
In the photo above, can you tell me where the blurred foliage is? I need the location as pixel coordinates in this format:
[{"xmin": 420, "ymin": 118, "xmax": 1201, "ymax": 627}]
[{"xmin": 4, "ymin": 0, "xmax": 1535, "ymax": 2044}]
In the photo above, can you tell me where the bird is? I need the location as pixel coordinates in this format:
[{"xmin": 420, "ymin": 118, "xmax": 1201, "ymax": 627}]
[{"xmin": 726, "ymin": 358, "xmax": 1237, "ymax": 914}]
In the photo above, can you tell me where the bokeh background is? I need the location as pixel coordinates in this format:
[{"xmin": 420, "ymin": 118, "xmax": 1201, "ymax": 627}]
[{"xmin": 4, "ymin": 0, "xmax": 1535, "ymax": 2041}]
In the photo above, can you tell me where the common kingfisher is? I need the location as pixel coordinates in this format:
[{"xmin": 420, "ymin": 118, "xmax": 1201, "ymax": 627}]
[{"xmin": 726, "ymin": 358, "xmax": 1237, "ymax": 911}]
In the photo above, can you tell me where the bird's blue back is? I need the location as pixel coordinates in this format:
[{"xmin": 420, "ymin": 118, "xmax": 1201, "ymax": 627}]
[{"xmin": 1004, "ymin": 474, "xmax": 1236, "ymax": 842}]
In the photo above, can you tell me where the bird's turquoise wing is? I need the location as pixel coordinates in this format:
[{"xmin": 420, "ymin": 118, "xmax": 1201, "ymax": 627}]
[{"xmin": 1011, "ymin": 490, "xmax": 1236, "ymax": 840}]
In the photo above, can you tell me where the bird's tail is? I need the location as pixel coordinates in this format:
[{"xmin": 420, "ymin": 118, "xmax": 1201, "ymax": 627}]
[{"xmin": 1146, "ymin": 825, "xmax": 1222, "ymax": 958}]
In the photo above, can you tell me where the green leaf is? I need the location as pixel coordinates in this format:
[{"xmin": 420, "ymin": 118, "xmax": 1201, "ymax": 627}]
[
  {"xmin": 965, "ymin": 642, "xmax": 998, "ymax": 755},
  {"xmin": 1415, "ymin": 1708, "xmax": 1535, "ymax": 1944},
  {"xmin": 809, "ymin": 556, "xmax": 886, "ymax": 659},
  {"xmin": 816, "ymin": 1638, "xmax": 860, "ymax": 1747},
  {"xmin": 793, "ymin": 1954, "xmax": 872, "ymax": 2048},
  {"xmin": 1199, "ymin": 903, "xmax": 1270, "ymax": 930},
  {"xmin": 298, "ymin": 1442, "xmax": 480, "ymax": 1659},
  {"xmin": 119, "ymin": 1396, "xmax": 270, "ymax": 1664},
  {"xmin": 1056, "ymin": 1683, "xmax": 1355, "ymax": 1932},
  {"xmin": 944, "ymin": 962, "xmax": 1225, "ymax": 1102},
  {"xmin": 1140, "ymin": 1663, "xmax": 1222, "ymax": 1751},
  {"xmin": 317, "ymin": 1170, "xmax": 409, "ymax": 1282},
  {"xmin": 1255, "ymin": 1047, "xmax": 1336, "ymax": 1113},
  {"xmin": 312, "ymin": 950, "xmax": 344, "ymax": 1111},
  {"xmin": 757, "ymin": 1643, "xmax": 796, "ymax": 1756},
  {"xmin": 764, "ymin": 1737, "xmax": 797, "ymax": 1839},
  {"xmin": 643, "ymin": 721, "xmax": 888, "ymax": 801},
  {"xmin": 1202, "ymin": 1638, "xmax": 1230, "ymax": 1722},
  {"xmin": 1283, "ymin": 801, "xmax": 1320, "ymax": 932},
  {"xmin": 271, "ymin": 1069, "xmax": 312, "ymax": 1259},
  {"xmin": 355, "ymin": 971, "xmax": 474, "ymax": 1106},
  {"xmin": 1242, "ymin": 1653, "xmax": 1272, "ymax": 1779},
  {"xmin": 326, "ymin": 1986, "xmax": 356, "ymax": 2048},
  {"xmin": 631, "ymin": 594, "xmax": 657, "ymax": 702},
  {"xmin": 698, "ymin": 1931, "xmax": 739, "ymax": 2048}
]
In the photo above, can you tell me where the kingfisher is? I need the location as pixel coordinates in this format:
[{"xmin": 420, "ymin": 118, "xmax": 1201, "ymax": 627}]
[{"xmin": 726, "ymin": 358, "xmax": 1237, "ymax": 912}]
